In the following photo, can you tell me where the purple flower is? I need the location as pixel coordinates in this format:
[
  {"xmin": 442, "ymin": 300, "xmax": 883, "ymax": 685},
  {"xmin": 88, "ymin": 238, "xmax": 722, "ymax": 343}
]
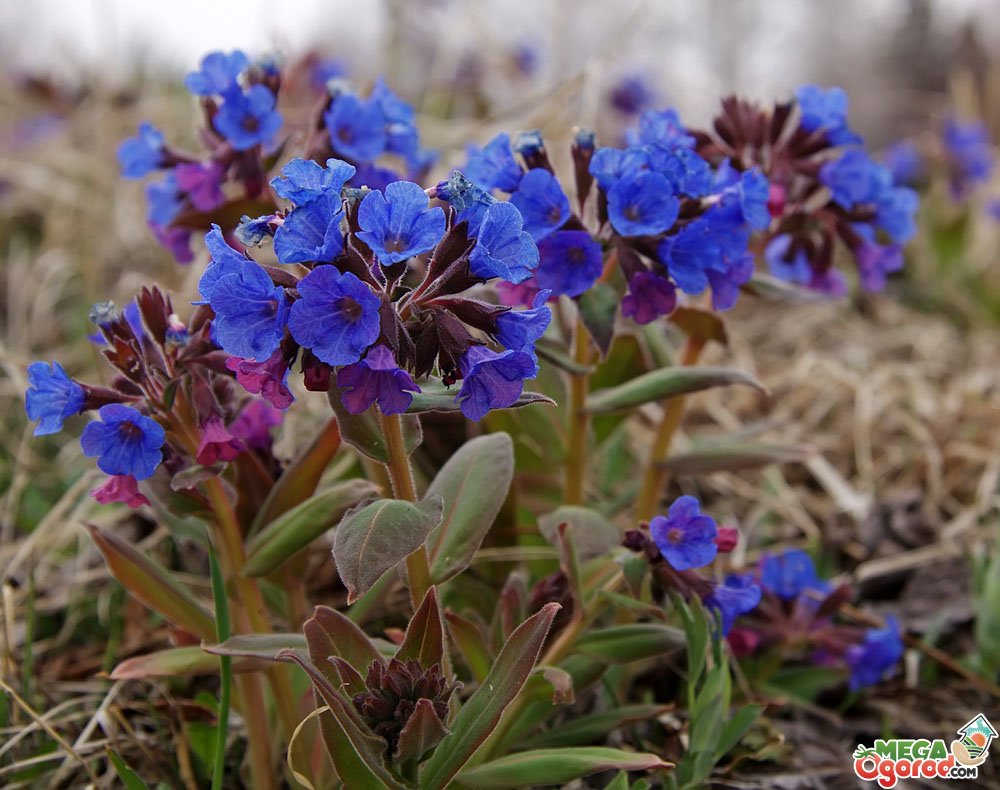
[
  {"xmin": 196, "ymin": 417, "xmax": 245, "ymax": 465},
  {"xmin": 856, "ymin": 242, "xmax": 903, "ymax": 292},
  {"xmin": 80, "ymin": 404, "xmax": 165, "ymax": 480},
  {"xmin": 649, "ymin": 495, "xmax": 719, "ymax": 571},
  {"xmin": 610, "ymin": 75, "xmax": 656, "ymax": 116},
  {"xmin": 229, "ymin": 400, "xmax": 283, "ymax": 450},
  {"xmin": 150, "ymin": 223, "xmax": 194, "ymax": 264},
  {"xmin": 184, "ymin": 50, "xmax": 248, "ymax": 96},
  {"xmin": 90, "ymin": 475, "xmax": 150, "ymax": 508},
  {"xmin": 325, "ymin": 93, "xmax": 386, "ymax": 163},
  {"xmin": 336, "ymin": 345, "xmax": 420, "ymax": 415},
  {"xmin": 705, "ymin": 574, "xmax": 763, "ymax": 634},
  {"xmin": 495, "ymin": 291, "xmax": 551, "ymax": 355},
  {"xmin": 274, "ymin": 192, "xmax": 346, "ymax": 264},
  {"xmin": 357, "ymin": 180, "xmax": 446, "ymax": 265},
  {"xmin": 621, "ymin": 271, "xmax": 676, "ymax": 324},
  {"xmin": 226, "ymin": 352, "xmax": 294, "ymax": 409},
  {"xmin": 117, "ymin": 122, "xmax": 165, "ymax": 179},
  {"xmin": 845, "ymin": 616, "xmax": 904, "ymax": 690},
  {"xmin": 175, "ymin": 161, "xmax": 225, "ymax": 212},
  {"xmin": 764, "ymin": 234, "xmax": 811, "ymax": 284},
  {"xmin": 535, "ymin": 230, "xmax": 604, "ymax": 297},
  {"xmin": 288, "ymin": 266, "xmax": 381, "ymax": 366},
  {"xmin": 455, "ymin": 345, "xmax": 537, "ymax": 421},
  {"xmin": 707, "ymin": 251, "xmax": 754, "ymax": 311},
  {"xmin": 509, "ymin": 169, "xmax": 570, "ymax": 241},
  {"xmin": 807, "ymin": 268, "xmax": 848, "ymax": 297},
  {"xmin": 465, "ymin": 132, "xmax": 523, "ymax": 193},
  {"xmin": 25, "ymin": 361, "xmax": 85, "ymax": 436},
  {"xmin": 607, "ymin": 170, "xmax": 679, "ymax": 237},
  {"xmin": 199, "ymin": 231, "xmax": 290, "ymax": 362},
  {"xmin": 468, "ymin": 201, "xmax": 539, "ymax": 284},
  {"xmin": 270, "ymin": 157, "xmax": 356, "ymax": 205},
  {"xmin": 759, "ymin": 549, "xmax": 829, "ymax": 600},
  {"xmin": 213, "ymin": 85, "xmax": 282, "ymax": 151}
]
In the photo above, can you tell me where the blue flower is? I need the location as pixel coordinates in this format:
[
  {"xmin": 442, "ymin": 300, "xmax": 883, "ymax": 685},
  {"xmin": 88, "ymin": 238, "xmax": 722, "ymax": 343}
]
[
  {"xmin": 336, "ymin": 344, "xmax": 420, "ymax": 415},
  {"xmin": 513, "ymin": 130, "xmax": 545, "ymax": 158},
  {"xmin": 943, "ymin": 117, "xmax": 995, "ymax": 196},
  {"xmin": 495, "ymin": 291, "xmax": 551, "ymax": 356},
  {"xmin": 434, "ymin": 172, "xmax": 497, "ymax": 230},
  {"xmin": 145, "ymin": 173, "xmax": 183, "ymax": 226},
  {"xmin": 465, "ymin": 133, "xmax": 523, "ymax": 193},
  {"xmin": 455, "ymin": 345, "xmax": 537, "ymax": 421},
  {"xmin": 707, "ymin": 252, "xmax": 754, "ymax": 311},
  {"xmin": 795, "ymin": 84, "xmax": 860, "ymax": 145},
  {"xmin": 468, "ymin": 202, "xmax": 539, "ymax": 284},
  {"xmin": 117, "ymin": 123, "xmax": 165, "ymax": 179},
  {"xmin": 199, "ymin": 228, "xmax": 289, "ymax": 361},
  {"xmin": 658, "ymin": 218, "xmax": 721, "ymax": 295},
  {"xmin": 820, "ymin": 149, "xmax": 880, "ymax": 207},
  {"xmin": 633, "ymin": 107, "xmax": 695, "ymax": 150},
  {"xmin": 535, "ymin": 230, "xmax": 604, "ymax": 297},
  {"xmin": 621, "ymin": 271, "xmax": 677, "ymax": 324},
  {"xmin": 856, "ymin": 242, "xmax": 904, "ymax": 292},
  {"xmin": 236, "ymin": 214, "xmax": 276, "ymax": 246},
  {"xmin": 649, "ymin": 147, "xmax": 715, "ymax": 197},
  {"xmin": 354, "ymin": 163, "xmax": 404, "ymax": 192},
  {"xmin": 25, "ymin": 361, "xmax": 85, "ymax": 436},
  {"xmin": 759, "ymin": 549, "xmax": 829, "ymax": 600},
  {"xmin": 325, "ymin": 93, "xmax": 386, "ymax": 163},
  {"xmin": 184, "ymin": 50, "xmax": 248, "ymax": 96},
  {"xmin": 80, "ymin": 404, "xmax": 165, "ymax": 480},
  {"xmin": 649, "ymin": 496, "xmax": 718, "ymax": 571},
  {"xmin": 610, "ymin": 74, "xmax": 656, "ymax": 116},
  {"xmin": 288, "ymin": 266, "xmax": 381, "ymax": 366},
  {"xmin": 874, "ymin": 183, "xmax": 919, "ymax": 244},
  {"xmin": 371, "ymin": 78, "xmax": 420, "ymax": 159},
  {"xmin": 845, "ymin": 616, "xmax": 904, "ymax": 690},
  {"xmin": 736, "ymin": 169, "xmax": 771, "ymax": 229},
  {"xmin": 357, "ymin": 181, "xmax": 445, "ymax": 265},
  {"xmin": 274, "ymin": 193, "xmax": 346, "ymax": 264},
  {"xmin": 270, "ymin": 157, "xmax": 356, "ymax": 205},
  {"xmin": 588, "ymin": 147, "xmax": 650, "ymax": 192},
  {"xmin": 509, "ymin": 169, "xmax": 570, "ymax": 241},
  {"xmin": 213, "ymin": 85, "xmax": 283, "ymax": 151},
  {"xmin": 608, "ymin": 170, "xmax": 679, "ymax": 237},
  {"xmin": 764, "ymin": 234, "xmax": 811, "ymax": 284},
  {"xmin": 705, "ymin": 574, "xmax": 763, "ymax": 634},
  {"xmin": 882, "ymin": 141, "xmax": 923, "ymax": 185}
]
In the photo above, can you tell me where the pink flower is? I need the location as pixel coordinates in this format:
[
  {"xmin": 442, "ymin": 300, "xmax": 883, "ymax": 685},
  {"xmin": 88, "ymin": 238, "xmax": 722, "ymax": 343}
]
[
  {"xmin": 90, "ymin": 475, "xmax": 150, "ymax": 508},
  {"xmin": 714, "ymin": 527, "xmax": 740, "ymax": 553},
  {"xmin": 226, "ymin": 351, "xmax": 294, "ymax": 409},
  {"xmin": 196, "ymin": 417, "xmax": 245, "ymax": 466},
  {"xmin": 229, "ymin": 400, "xmax": 283, "ymax": 450}
]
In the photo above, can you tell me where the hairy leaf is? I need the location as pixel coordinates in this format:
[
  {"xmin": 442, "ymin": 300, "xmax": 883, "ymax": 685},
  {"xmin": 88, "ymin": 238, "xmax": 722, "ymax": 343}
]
[
  {"xmin": 537, "ymin": 506, "xmax": 620, "ymax": 561},
  {"xmin": 395, "ymin": 698, "xmax": 450, "ymax": 765},
  {"xmin": 407, "ymin": 387, "xmax": 555, "ymax": 414},
  {"xmin": 326, "ymin": 388, "xmax": 422, "ymax": 463},
  {"xmin": 577, "ymin": 281, "xmax": 620, "ymax": 357},
  {"xmin": 455, "ymin": 746, "xmax": 672, "ymax": 787},
  {"xmin": 521, "ymin": 704, "xmax": 672, "ymax": 749},
  {"xmin": 395, "ymin": 586, "xmax": 445, "ymax": 667},
  {"xmin": 659, "ymin": 442, "xmax": 813, "ymax": 475},
  {"xmin": 575, "ymin": 623, "xmax": 686, "ymax": 663},
  {"xmin": 585, "ymin": 366, "xmax": 767, "ymax": 414}
]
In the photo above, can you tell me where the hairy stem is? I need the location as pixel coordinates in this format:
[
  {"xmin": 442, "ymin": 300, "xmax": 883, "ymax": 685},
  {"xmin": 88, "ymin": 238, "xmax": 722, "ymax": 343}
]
[
  {"xmin": 634, "ymin": 337, "xmax": 707, "ymax": 522},
  {"xmin": 379, "ymin": 411, "xmax": 431, "ymax": 607},
  {"xmin": 564, "ymin": 314, "xmax": 592, "ymax": 505}
]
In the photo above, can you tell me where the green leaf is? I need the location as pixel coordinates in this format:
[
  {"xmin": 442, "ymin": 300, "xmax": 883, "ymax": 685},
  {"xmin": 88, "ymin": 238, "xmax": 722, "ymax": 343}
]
[
  {"xmin": 86, "ymin": 525, "xmax": 216, "ymax": 642},
  {"xmin": 208, "ymin": 550, "xmax": 231, "ymax": 790},
  {"xmin": 251, "ymin": 416, "xmax": 344, "ymax": 533},
  {"xmin": 243, "ymin": 480, "xmax": 379, "ymax": 577},
  {"xmin": 395, "ymin": 698, "xmax": 450, "ymax": 765},
  {"xmin": 577, "ymin": 281, "xmax": 621, "ymax": 357},
  {"xmin": 537, "ymin": 506, "xmax": 620, "ymax": 561},
  {"xmin": 659, "ymin": 442, "xmax": 813, "ymax": 475},
  {"xmin": 395, "ymin": 586, "xmax": 445, "ymax": 668},
  {"xmin": 742, "ymin": 273, "xmax": 831, "ymax": 303},
  {"xmin": 604, "ymin": 771, "xmax": 630, "ymax": 790},
  {"xmin": 445, "ymin": 610, "xmax": 494, "ymax": 684},
  {"xmin": 668, "ymin": 307, "xmax": 728, "ymax": 347},
  {"xmin": 575, "ymin": 623, "xmax": 685, "ymax": 663},
  {"xmin": 304, "ymin": 606, "xmax": 384, "ymax": 678},
  {"xmin": 715, "ymin": 703, "xmax": 762, "ymax": 760},
  {"xmin": 585, "ymin": 367, "xmax": 767, "ymax": 414},
  {"xmin": 455, "ymin": 747, "xmax": 671, "ymax": 788},
  {"xmin": 418, "ymin": 603, "xmax": 561, "ymax": 790},
  {"xmin": 521, "ymin": 704, "xmax": 672, "ymax": 749},
  {"xmin": 110, "ymin": 647, "xmax": 237, "ymax": 680},
  {"xmin": 334, "ymin": 497, "xmax": 444, "ymax": 603},
  {"xmin": 407, "ymin": 386, "xmax": 555, "ymax": 414},
  {"xmin": 107, "ymin": 749, "xmax": 150, "ymax": 790},
  {"xmin": 535, "ymin": 338, "xmax": 592, "ymax": 374},
  {"xmin": 326, "ymin": 388, "xmax": 423, "ymax": 463},
  {"xmin": 425, "ymin": 434, "xmax": 515, "ymax": 584},
  {"xmin": 203, "ymin": 633, "xmax": 308, "ymax": 662},
  {"xmin": 278, "ymin": 650, "xmax": 405, "ymax": 789}
]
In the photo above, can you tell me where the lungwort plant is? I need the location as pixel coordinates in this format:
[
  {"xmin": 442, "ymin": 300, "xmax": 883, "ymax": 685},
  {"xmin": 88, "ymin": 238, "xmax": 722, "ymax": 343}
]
[{"xmin": 24, "ymin": 51, "xmax": 918, "ymax": 787}]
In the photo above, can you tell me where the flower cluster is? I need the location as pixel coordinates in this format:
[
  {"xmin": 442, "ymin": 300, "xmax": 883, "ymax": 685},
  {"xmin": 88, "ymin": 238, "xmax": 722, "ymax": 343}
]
[
  {"xmin": 691, "ymin": 85, "xmax": 920, "ymax": 295},
  {"xmin": 727, "ymin": 549, "xmax": 904, "ymax": 690},
  {"xmin": 942, "ymin": 116, "xmax": 995, "ymax": 200},
  {"xmin": 624, "ymin": 496, "xmax": 762, "ymax": 633},
  {"xmin": 117, "ymin": 50, "xmax": 435, "ymax": 263},
  {"xmin": 200, "ymin": 158, "xmax": 549, "ymax": 421},
  {"xmin": 457, "ymin": 118, "xmax": 768, "ymax": 323},
  {"xmin": 24, "ymin": 288, "xmax": 284, "ymax": 507}
]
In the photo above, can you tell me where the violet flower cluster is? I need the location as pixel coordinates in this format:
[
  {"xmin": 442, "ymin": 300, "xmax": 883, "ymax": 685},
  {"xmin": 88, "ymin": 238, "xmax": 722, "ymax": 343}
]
[
  {"xmin": 691, "ymin": 85, "xmax": 920, "ymax": 295},
  {"xmin": 199, "ymin": 157, "xmax": 549, "ymax": 421},
  {"xmin": 624, "ymin": 496, "xmax": 762, "ymax": 633},
  {"xmin": 117, "ymin": 50, "xmax": 436, "ymax": 263},
  {"xmin": 727, "ymin": 549, "xmax": 904, "ymax": 690},
  {"xmin": 458, "ymin": 117, "xmax": 769, "ymax": 324},
  {"xmin": 25, "ymin": 289, "xmax": 284, "ymax": 507}
]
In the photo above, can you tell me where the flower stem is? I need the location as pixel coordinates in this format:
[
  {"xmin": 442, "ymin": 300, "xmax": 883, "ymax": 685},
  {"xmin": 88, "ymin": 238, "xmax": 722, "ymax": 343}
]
[
  {"xmin": 380, "ymin": 411, "xmax": 431, "ymax": 608},
  {"xmin": 564, "ymin": 314, "xmax": 592, "ymax": 505},
  {"xmin": 634, "ymin": 336, "xmax": 707, "ymax": 522}
]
